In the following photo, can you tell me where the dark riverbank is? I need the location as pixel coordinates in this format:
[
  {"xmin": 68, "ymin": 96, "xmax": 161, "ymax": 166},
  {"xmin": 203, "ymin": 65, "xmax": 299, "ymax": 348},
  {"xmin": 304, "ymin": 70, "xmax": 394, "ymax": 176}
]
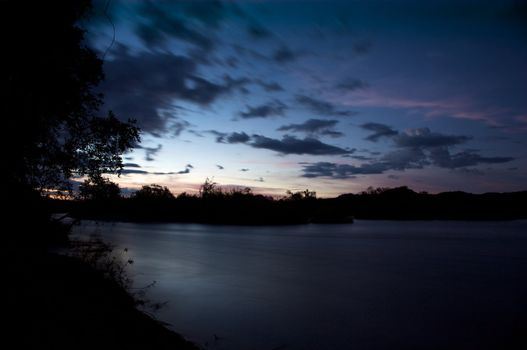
[
  {"xmin": 9, "ymin": 249, "xmax": 198, "ymax": 349},
  {"xmin": 50, "ymin": 186, "xmax": 527, "ymax": 224}
]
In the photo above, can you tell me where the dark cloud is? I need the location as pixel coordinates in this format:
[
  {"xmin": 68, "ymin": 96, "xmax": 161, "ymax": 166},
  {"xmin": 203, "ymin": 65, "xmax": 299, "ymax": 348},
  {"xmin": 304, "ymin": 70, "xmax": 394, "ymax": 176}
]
[
  {"xmin": 273, "ymin": 46, "xmax": 299, "ymax": 63},
  {"xmin": 250, "ymin": 135, "xmax": 350, "ymax": 155},
  {"xmin": 255, "ymin": 80, "xmax": 284, "ymax": 92},
  {"xmin": 240, "ymin": 168, "xmax": 249, "ymax": 172},
  {"xmin": 119, "ymin": 168, "xmax": 176, "ymax": 176},
  {"xmin": 123, "ymin": 163, "xmax": 141, "ymax": 168},
  {"xmin": 277, "ymin": 119, "xmax": 342, "ymax": 137},
  {"xmin": 208, "ymin": 131, "xmax": 250, "ymax": 144},
  {"xmin": 176, "ymin": 164, "xmax": 194, "ymax": 174},
  {"xmin": 239, "ymin": 101, "xmax": 287, "ymax": 119},
  {"xmin": 101, "ymin": 51, "xmax": 251, "ymax": 135},
  {"xmin": 429, "ymin": 148, "xmax": 514, "ymax": 169},
  {"xmin": 136, "ymin": 144, "xmax": 162, "ymax": 161},
  {"xmin": 343, "ymin": 155, "xmax": 374, "ymax": 161},
  {"xmin": 302, "ymin": 149, "xmax": 427, "ymax": 179},
  {"xmin": 247, "ymin": 23, "xmax": 272, "ymax": 39},
  {"xmin": 381, "ymin": 147, "xmax": 429, "ymax": 170},
  {"xmin": 336, "ymin": 79, "xmax": 369, "ymax": 91},
  {"xmin": 353, "ymin": 39, "xmax": 372, "ymax": 54},
  {"xmin": 169, "ymin": 118, "xmax": 192, "ymax": 137},
  {"xmin": 120, "ymin": 169, "xmax": 149, "ymax": 175},
  {"xmin": 225, "ymin": 56, "xmax": 239, "ymax": 68},
  {"xmin": 321, "ymin": 130, "xmax": 345, "ymax": 138},
  {"xmin": 300, "ymin": 126, "xmax": 514, "ymax": 179},
  {"xmin": 302, "ymin": 162, "xmax": 384, "ymax": 179},
  {"xmin": 227, "ymin": 132, "xmax": 251, "ymax": 143},
  {"xmin": 151, "ymin": 171, "xmax": 177, "ymax": 175},
  {"xmin": 209, "ymin": 130, "xmax": 350, "ymax": 155},
  {"xmin": 208, "ymin": 130, "xmax": 228, "ymax": 143},
  {"xmin": 301, "ymin": 134, "xmax": 513, "ymax": 179},
  {"xmin": 393, "ymin": 128, "xmax": 471, "ymax": 148},
  {"xmin": 361, "ymin": 122, "xmax": 398, "ymax": 142},
  {"xmin": 295, "ymin": 95, "xmax": 357, "ymax": 117},
  {"xmin": 133, "ymin": 1, "xmax": 229, "ymax": 50}
]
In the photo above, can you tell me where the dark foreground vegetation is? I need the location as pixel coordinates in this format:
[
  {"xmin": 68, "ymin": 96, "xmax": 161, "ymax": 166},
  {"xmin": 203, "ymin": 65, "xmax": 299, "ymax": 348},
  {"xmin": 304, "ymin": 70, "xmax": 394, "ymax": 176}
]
[
  {"xmin": 3, "ymin": 1, "xmax": 197, "ymax": 348},
  {"xmin": 51, "ymin": 181, "xmax": 527, "ymax": 224},
  {"xmin": 11, "ymin": 251, "xmax": 197, "ymax": 349}
]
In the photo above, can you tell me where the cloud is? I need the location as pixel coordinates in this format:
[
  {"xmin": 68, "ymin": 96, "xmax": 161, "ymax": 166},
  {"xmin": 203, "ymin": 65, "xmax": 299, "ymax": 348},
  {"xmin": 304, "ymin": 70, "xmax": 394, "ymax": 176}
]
[
  {"xmin": 227, "ymin": 132, "xmax": 251, "ymax": 143},
  {"xmin": 208, "ymin": 131, "xmax": 250, "ymax": 144},
  {"xmin": 393, "ymin": 128, "xmax": 471, "ymax": 148},
  {"xmin": 101, "ymin": 51, "xmax": 251, "ymax": 135},
  {"xmin": 277, "ymin": 119, "xmax": 342, "ymax": 137},
  {"xmin": 169, "ymin": 118, "xmax": 192, "ymax": 137},
  {"xmin": 136, "ymin": 144, "xmax": 163, "ymax": 161},
  {"xmin": 255, "ymin": 80, "xmax": 283, "ymax": 92},
  {"xmin": 177, "ymin": 164, "xmax": 194, "ymax": 174},
  {"xmin": 250, "ymin": 134, "xmax": 350, "ymax": 155},
  {"xmin": 272, "ymin": 46, "xmax": 298, "ymax": 63},
  {"xmin": 353, "ymin": 39, "xmax": 372, "ymax": 54},
  {"xmin": 301, "ymin": 126, "xmax": 514, "ymax": 178},
  {"xmin": 239, "ymin": 100, "xmax": 287, "ymax": 119},
  {"xmin": 320, "ymin": 130, "xmax": 345, "ymax": 138},
  {"xmin": 123, "ymin": 163, "xmax": 141, "ymax": 168},
  {"xmin": 120, "ymin": 169, "xmax": 149, "ymax": 175},
  {"xmin": 302, "ymin": 162, "xmax": 385, "ymax": 178},
  {"xmin": 133, "ymin": 1, "xmax": 229, "ymax": 50},
  {"xmin": 247, "ymin": 23, "xmax": 272, "ymax": 39},
  {"xmin": 151, "ymin": 171, "xmax": 177, "ymax": 175},
  {"xmin": 429, "ymin": 148, "xmax": 514, "ymax": 169},
  {"xmin": 119, "ymin": 163, "xmax": 177, "ymax": 176},
  {"xmin": 209, "ymin": 130, "xmax": 350, "ymax": 155},
  {"xmin": 361, "ymin": 122, "xmax": 398, "ymax": 142},
  {"xmin": 216, "ymin": 164, "xmax": 224, "ymax": 170},
  {"xmin": 295, "ymin": 95, "xmax": 357, "ymax": 117},
  {"xmin": 336, "ymin": 79, "xmax": 369, "ymax": 91},
  {"xmin": 240, "ymin": 168, "xmax": 249, "ymax": 172}
]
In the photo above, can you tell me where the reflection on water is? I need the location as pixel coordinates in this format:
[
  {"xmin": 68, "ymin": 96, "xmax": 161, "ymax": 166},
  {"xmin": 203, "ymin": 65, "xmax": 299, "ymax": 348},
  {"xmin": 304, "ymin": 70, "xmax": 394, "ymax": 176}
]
[{"xmin": 73, "ymin": 221, "xmax": 527, "ymax": 350}]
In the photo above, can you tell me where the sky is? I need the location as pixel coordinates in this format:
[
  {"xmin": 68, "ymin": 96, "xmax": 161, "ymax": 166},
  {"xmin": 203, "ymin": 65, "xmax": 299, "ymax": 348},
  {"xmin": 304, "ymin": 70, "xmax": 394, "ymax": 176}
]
[{"xmin": 84, "ymin": 0, "xmax": 527, "ymax": 197}]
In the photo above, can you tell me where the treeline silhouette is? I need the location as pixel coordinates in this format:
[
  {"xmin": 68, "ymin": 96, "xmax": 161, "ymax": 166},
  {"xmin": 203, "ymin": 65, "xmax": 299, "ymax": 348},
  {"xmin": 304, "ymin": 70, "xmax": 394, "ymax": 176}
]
[{"xmin": 50, "ymin": 180, "xmax": 527, "ymax": 224}]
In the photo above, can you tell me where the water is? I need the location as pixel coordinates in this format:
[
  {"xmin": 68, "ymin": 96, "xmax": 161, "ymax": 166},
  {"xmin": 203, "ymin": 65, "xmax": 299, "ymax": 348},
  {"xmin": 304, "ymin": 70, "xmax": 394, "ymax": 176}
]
[{"xmin": 72, "ymin": 221, "xmax": 527, "ymax": 350}]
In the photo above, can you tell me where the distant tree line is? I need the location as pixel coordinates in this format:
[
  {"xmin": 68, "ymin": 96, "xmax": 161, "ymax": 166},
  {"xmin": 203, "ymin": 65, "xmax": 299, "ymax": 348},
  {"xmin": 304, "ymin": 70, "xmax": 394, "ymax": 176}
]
[{"xmin": 49, "ymin": 179, "xmax": 527, "ymax": 224}]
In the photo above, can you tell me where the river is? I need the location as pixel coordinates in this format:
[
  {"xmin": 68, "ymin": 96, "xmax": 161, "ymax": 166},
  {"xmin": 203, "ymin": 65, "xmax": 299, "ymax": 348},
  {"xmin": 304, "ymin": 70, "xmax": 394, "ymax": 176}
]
[{"xmin": 72, "ymin": 220, "xmax": 527, "ymax": 350}]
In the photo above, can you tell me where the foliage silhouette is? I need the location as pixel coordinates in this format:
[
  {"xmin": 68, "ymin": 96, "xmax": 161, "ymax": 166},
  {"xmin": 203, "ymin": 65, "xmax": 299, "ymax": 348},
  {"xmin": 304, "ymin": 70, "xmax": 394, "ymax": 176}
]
[
  {"xmin": 79, "ymin": 175, "xmax": 121, "ymax": 201},
  {"xmin": 57, "ymin": 181, "xmax": 527, "ymax": 224},
  {"xmin": 3, "ymin": 1, "xmax": 197, "ymax": 348},
  {"xmin": 133, "ymin": 184, "xmax": 175, "ymax": 201},
  {"xmin": 3, "ymin": 1, "xmax": 139, "ymax": 199}
]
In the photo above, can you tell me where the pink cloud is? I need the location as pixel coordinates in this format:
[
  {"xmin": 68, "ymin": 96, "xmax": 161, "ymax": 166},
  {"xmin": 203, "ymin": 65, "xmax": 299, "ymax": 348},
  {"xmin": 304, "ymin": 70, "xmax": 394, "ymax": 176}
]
[{"xmin": 334, "ymin": 90, "xmax": 511, "ymax": 127}]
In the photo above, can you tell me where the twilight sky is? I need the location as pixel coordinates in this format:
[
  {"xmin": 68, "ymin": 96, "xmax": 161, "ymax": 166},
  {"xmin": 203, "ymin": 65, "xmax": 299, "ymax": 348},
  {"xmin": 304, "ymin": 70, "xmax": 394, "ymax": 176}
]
[{"xmin": 84, "ymin": 0, "xmax": 527, "ymax": 197}]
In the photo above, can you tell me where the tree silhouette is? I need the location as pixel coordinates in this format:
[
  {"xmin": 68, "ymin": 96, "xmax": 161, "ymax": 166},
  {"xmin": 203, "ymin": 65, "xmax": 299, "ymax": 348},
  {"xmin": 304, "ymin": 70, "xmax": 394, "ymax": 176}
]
[
  {"xmin": 2, "ymin": 1, "xmax": 140, "ymax": 197},
  {"xmin": 79, "ymin": 175, "xmax": 121, "ymax": 201},
  {"xmin": 133, "ymin": 185, "xmax": 175, "ymax": 200}
]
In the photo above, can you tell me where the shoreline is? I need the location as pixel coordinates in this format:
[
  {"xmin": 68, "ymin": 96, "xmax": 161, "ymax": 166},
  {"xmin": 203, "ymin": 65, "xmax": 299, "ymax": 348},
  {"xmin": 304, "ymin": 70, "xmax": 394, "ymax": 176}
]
[{"xmin": 12, "ymin": 251, "xmax": 198, "ymax": 349}]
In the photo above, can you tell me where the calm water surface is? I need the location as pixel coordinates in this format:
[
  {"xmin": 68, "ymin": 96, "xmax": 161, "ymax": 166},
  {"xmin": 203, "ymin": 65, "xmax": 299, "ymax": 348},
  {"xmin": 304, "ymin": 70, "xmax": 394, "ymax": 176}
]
[{"xmin": 73, "ymin": 221, "xmax": 527, "ymax": 350}]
